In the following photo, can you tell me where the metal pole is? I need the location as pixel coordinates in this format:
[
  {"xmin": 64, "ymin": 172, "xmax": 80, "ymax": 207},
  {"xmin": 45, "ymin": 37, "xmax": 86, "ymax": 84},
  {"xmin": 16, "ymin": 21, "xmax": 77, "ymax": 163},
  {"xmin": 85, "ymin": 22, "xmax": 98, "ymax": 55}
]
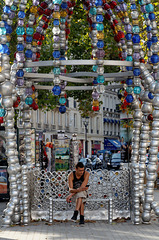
[{"xmin": 85, "ymin": 124, "xmax": 87, "ymax": 158}]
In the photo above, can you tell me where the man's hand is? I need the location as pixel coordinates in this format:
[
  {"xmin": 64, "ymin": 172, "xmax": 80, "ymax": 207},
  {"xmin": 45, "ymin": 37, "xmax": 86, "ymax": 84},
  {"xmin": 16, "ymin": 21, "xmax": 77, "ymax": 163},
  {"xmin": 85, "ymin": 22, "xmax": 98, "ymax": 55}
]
[
  {"xmin": 77, "ymin": 186, "xmax": 88, "ymax": 192},
  {"xmin": 66, "ymin": 193, "xmax": 74, "ymax": 203}
]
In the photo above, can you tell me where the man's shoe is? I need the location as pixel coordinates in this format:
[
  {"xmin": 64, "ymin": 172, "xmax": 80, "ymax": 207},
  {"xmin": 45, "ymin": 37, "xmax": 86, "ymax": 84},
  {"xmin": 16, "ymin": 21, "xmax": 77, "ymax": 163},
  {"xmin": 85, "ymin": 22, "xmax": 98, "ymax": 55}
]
[
  {"xmin": 71, "ymin": 210, "xmax": 78, "ymax": 222},
  {"xmin": 79, "ymin": 215, "xmax": 84, "ymax": 225}
]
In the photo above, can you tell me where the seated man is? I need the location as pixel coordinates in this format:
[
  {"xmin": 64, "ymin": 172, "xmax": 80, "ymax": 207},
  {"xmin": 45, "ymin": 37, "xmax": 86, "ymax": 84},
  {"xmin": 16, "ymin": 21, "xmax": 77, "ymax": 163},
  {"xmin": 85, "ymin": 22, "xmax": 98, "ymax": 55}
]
[{"xmin": 66, "ymin": 162, "xmax": 89, "ymax": 224}]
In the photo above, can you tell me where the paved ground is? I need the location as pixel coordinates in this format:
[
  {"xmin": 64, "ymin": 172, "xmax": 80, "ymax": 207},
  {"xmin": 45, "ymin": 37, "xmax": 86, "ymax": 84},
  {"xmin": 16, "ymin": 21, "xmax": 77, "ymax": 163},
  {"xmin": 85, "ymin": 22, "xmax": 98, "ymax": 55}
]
[{"xmin": 0, "ymin": 190, "xmax": 159, "ymax": 240}]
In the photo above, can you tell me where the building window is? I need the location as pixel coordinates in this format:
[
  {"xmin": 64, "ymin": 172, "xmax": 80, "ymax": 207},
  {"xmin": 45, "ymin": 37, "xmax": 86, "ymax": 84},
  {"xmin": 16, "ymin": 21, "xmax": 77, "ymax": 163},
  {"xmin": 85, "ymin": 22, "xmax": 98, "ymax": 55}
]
[
  {"xmin": 51, "ymin": 111, "xmax": 54, "ymax": 125},
  {"xmin": 74, "ymin": 113, "xmax": 77, "ymax": 127},
  {"xmin": 36, "ymin": 109, "xmax": 39, "ymax": 123},
  {"xmin": 44, "ymin": 112, "xmax": 48, "ymax": 124}
]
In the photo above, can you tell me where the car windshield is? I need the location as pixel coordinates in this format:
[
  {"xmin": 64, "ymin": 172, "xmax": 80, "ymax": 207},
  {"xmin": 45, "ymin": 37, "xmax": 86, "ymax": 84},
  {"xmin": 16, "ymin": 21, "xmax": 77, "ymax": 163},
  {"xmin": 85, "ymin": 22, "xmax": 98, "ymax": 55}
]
[
  {"xmin": 111, "ymin": 159, "xmax": 121, "ymax": 163},
  {"xmin": 112, "ymin": 153, "xmax": 121, "ymax": 159}
]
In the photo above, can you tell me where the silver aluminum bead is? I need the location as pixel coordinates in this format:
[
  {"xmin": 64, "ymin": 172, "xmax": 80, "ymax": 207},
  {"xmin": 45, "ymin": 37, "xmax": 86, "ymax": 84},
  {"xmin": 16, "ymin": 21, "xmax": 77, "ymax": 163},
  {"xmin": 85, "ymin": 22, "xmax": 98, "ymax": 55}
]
[
  {"xmin": 28, "ymin": 20, "xmax": 34, "ymax": 26},
  {"xmin": 7, "ymin": 19, "xmax": 13, "ymax": 25},
  {"xmin": 127, "ymin": 41, "xmax": 132, "ymax": 46},
  {"xmin": 134, "ymin": 62, "xmax": 140, "ymax": 67},
  {"xmin": 48, "ymin": 3, "xmax": 53, "ymax": 9},
  {"xmin": 20, "ymin": 0, "xmax": 27, "ymax": 4},
  {"xmin": 154, "ymin": 207, "xmax": 159, "ymax": 216},
  {"xmin": 37, "ymin": 46, "xmax": 41, "ymax": 51},
  {"xmin": 151, "ymin": 29, "xmax": 158, "ymax": 35},
  {"xmin": 53, "ymin": 43, "xmax": 60, "ymax": 49},
  {"xmin": 124, "ymin": 18, "xmax": 130, "ymax": 24},
  {"xmin": 96, "ymin": 7, "xmax": 103, "ymax": 14},
  {"xmin": 151, "ymin": 21, "xmax": 157, "ymax": 29},
  {"xmin": 54, "ymin": 77, "xmax": 60, "ymax": 85},
  {"xmin": 53, "ymin": 60, "xmax": 60, "ymax": 66},
  {"xmin": 0, "ymin": 35, "xmax": 7, "ymax": 44},
  {"xmin": 60, "ymin": 43, "xmax": 66, "ymax": 49},
  {"xmin": 26, "ymin": 44, "xmax": 31, "ymax": 50},
  {"xmin": 131, "ymin": 11, "xmax": 139, "ymax": 19},
  {"xmin": 1, "ymin": 14, "xmax": 8, "ymax": 21},
  {"xmin": 19, "ymin": 4, "xmax": 26, "ymax": 11},
  {"xmin": 5, "ymin": 0, "xmax": 13, "ymax": 5},
  {"xmin": 17, "ymin": 36, "xmax": 24, "ymax": 42}
]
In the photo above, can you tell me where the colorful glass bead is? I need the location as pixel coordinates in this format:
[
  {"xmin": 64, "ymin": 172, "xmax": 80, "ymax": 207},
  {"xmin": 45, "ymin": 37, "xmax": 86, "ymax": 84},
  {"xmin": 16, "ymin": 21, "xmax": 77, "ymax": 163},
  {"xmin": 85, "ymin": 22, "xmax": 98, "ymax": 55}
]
[
  {"xmin": 90, "ymin": 7, "xmax": 97, "ymax": 15},
  {"xmin": 97, "ymin": 75, "xmax": 104, "ymax": 83},
  {"xmin": 126, "ymin": 94, "xmax": 133, "ymax": 103},
  {"xmin": 0, "ymin": 109, "xmax": 5, "ymax": 117},
  {"xmin": 132, "ymin": 26, "xmax": 140, "ymax": 34},
  {"xmin": 96, "ymin": 23, "xmax": 104, "ymax": 31},
  {"xmin": 59, "ymin": 105, "xmax": 66, "ymax": 114},
  {"xmin": 145, "ymin": 3, "xmax": 154, "ymax": 13},
  {"xmin": 96, "ymin": 15, "xmax": 104, "ymax": 22},
  {"xmin": 25, "ymin": 49, "xmax": 33, "ymax": 58},
  {"xmin": 16, "ymin": 26, "xmax": 25, "ymax": 35},
  {"xmin": 126, "ymin": 87, "xmax": 133, "ymax": 93},
  {"xmin": 18, "ymin": 11, "xmax": 25, "ymax": 18},
  {"xmin": 17, "ymin": 43, "xmax": 24, "ymax": 51},
  {"xmin": 25, "ymin": 97, "xmax": 33, "ymax": 105},
  {"xmin": 0, "ymin": 44, "xmax": 10, "ymax": 55},
  {"xmin": 97, "ymin": 40, "xmax": 104, "ymax": 48},
  {"xmin": 151, "ymin": 54, "xmax": 159, "ymax": 64},
  {"xmin": 26, "ymin": 27, "xmax": 34, "ymax": 35},
  {"xmin": 133, "ymin": 68, "xmax": 140, "ymax": 76},
  {"xmin": 16, "ymin": 69, "xmax": 24, "ymax": 77},
  {"xmin": 148, "ymin": 92, "xmax": 154, "ymax": 99},
  {"xmin": 126, "ymin": 56, "xmax": 133, "ymax": 61},
  {"xmin": 26, "ymin": 35, "xmax": 33, "ymax": 43},
  {"xmin": 59, "ymin": 97, "xmax": 66, "ymax": 104},
  {"xmin": 126, "ymin": 78, "xmax": 133, "ymax": 86},
  {"xmin": 53, "ymin": 68, "xmax": 61, "ymax": 75},
  {"xmin": 0, "ymin": 27, "xmax": 6, "ymax": 35},
  {"xmin": 133, "ymin": 86, "xmax": 141, "ymax": 94},
  {"xmin": 132, "ymin": 34, "xmax": 140, "ymax": 44},
  {"xmin": 52, "ymin": 85, "xmax": 61, "ymax": 95}
]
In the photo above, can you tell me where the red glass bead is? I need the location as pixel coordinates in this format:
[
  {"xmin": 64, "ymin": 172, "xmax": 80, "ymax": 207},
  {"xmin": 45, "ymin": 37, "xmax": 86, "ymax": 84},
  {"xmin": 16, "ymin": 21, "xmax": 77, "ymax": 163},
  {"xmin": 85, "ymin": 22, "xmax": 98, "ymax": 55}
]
[
  {"xmin": 92, "ymin": 106, "xmax": 99, "ymax": 111},
  {"xmin": 26, "ymin": 24, "xmax": 28, "ymax": 28},
  {"xmin": 0, "ymin": 117, "xmax": 3, "ymax": 123},
  {"xmin": 140, "ymin": 58, "xmax": 145, "ymax": 63},
  {"xmin": 23, "ymin": 34, "xmax": 26, "ymax": 41},
  {"xmin": 68, "ymin": 10, "xmax": 73, "ymax": 15},
  {"xmin": 14, "ymin": 52, "xmax": 17, "ymax": 58},
  {"xmin": 110, "ymin": 1, "xmax": 117, "ymax": 9},
  {"xmin": 113, "ymin": 19, "xmax": 118, "ymax": 25},
  {"xmin": 104, "ymin": 3, "xmax": 110, "ymax": 10},
  {"xmin": 114, "ymin": 34, "xmax": 120, "ymax": 42},
  {"xmin": 65, "ymin": 28, "xmax": 70, "ymax": 35},
  {"xmin": 32, "ymin": 85, "xmax": 35, "ymax": 91},
  {"xmin": 33, "ymin": 32, "xmax": 41, "ymax": 40},
  {"xmin": 42, "ymin": 23, "xmax": 48, "ymax": 29},
  {"xmin": 36, "ymin": 52, "xmax": 40, "ymax": 58},
  {"xmin": 33, "ymin": 104, "xmax": 38, "ymax": 110},
  {"xmin": 110, "ymin": 24, "xmax": 115, "ymax": 30},
  {"xmin": 17, "ymin": 96, "xmax": 21, "ymax": 103},
  {"xmin": 41, "ymin": 35, "xmax": 45, "ymax": 41},
  {"xmin": 37, "ymin": 41, "xmax": 42, "ymax": 46},
  {"xmin": 147, "ymin": 114, "xmax": 153, "ymax": 121},
  {"xmin": 67, "ymin": 1, "xmax": 72, "ymax": 8},
  {"xmin": 118, "ymin": 31, "xmax": 124, "ymax": 39},
  {"xmin": 42, "ymin": 15, "xmax": 49, "ymax": 23},
  {"xmin": 37, "ymin": 7, "xmax": 44, "ymax": 15},
  {"xmin": 40, "ymin": 2, "xmax": 48, "ymax": 9},
  {"xmin": 13, "ymin": 101, "xmax": 19, "ymax": 108},
  {"xmin": 105, "ymin": 13, "xmax": 111, "ymax": 20},
  {"xmin": 44, "ymin": 8, "xmax": 52, "ymax": 16},
  {"xmin": 124, "ymin": 91, "xmax": 128, "ymax": 97}
]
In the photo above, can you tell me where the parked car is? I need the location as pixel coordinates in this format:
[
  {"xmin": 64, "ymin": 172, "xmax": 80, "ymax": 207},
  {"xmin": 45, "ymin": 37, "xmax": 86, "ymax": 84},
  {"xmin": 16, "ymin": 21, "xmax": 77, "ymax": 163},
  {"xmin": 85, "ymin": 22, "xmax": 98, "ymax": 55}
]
[
  {"xmin": 107, "ymin": 153, "xmax": 123, "ymax": 170},
  {"xmin": 92, "ymin": 157, "xmax": 103, "ymax": 169},
  {"xmin": 79, "ymin": 158, "xmax": 93, "ymax": 170}
]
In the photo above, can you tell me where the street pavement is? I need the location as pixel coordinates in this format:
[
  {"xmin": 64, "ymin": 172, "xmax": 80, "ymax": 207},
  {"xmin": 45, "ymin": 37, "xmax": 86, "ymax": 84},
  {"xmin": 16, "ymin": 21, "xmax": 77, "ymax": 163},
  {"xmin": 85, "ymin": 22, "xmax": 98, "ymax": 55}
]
[{"xmin": 0, "ymin": 191, "xmax": 159, "ymax": 240}]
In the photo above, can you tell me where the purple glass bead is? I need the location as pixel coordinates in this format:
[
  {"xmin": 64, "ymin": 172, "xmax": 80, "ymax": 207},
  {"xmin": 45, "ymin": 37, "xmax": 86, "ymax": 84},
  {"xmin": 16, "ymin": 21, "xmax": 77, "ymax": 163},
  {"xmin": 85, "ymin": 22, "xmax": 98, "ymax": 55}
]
[
  {"xmin": 120, "ymin": 39, "xmax": 125, "ymax": 44},
  {"xmin": 114, "ymin": 5, "xmax": 120, "ymax": 13},
  {"xmin": 147, "ymin": 32, "xmax": 152, "ymax": 40},
  {"xmin": 9, "ymin": 11, "xmax": 15, "ymax": 19},
  {"xmin": 120, "ymin": 3, "xmax": 127, "ymax": 12},
  {"xmin": 141, "ymin": 5, "xmax": 146, "ymax": 13},
  {"xmin": 16, "ymin": 53, "xmax": 25, "ymax": 62},
  {"xmin": 61, "ymin": 84, "xmax": 65, "ymax": 90},
  {"xmin": 122, "ymin": 52, "xmax": 127, "ymax": 59},
  {"xmin": 125, "ymin": 24, "xmax": 132, "ymax": 33},
  {"xmin": 36, "ymin": 26, "xmax": 43, "ymax": 33},
  {"xmin": 53, "ymin": 35, "xmax": 60, "ymax": 42},
  {"xmin": 17, "ymin": 78, "xmax": 24, "ymax": 86},
  {"xmin": 133, "ymin": 52, "xmax": 140, "ymax": 60},
  {"xmin": 32, "ymin": 53, "xmax": 36, "ymax": 61},
  {"xmin": 29, "ymin": 88, "xmax": 33, "ymax": 95},
  {"xmin": 96, "ymin": 49, "xmax": 105, "ymax": 58},
  {"xmin": 92, "ymin": 91, "xmax": 99, "ymax": 99},
  {"xmin": 25, "ymin": 88, "xmax": 33, "ymax": 95},
  {"xmin": 107, "ymin": 9, "xmax": 113, "ymax": 15},
  {"xmin": 54, "ymin": 4, "xmax": 60, "ymax": 11},
  {"xmin": 33, "ymin": 0, "xmax": 39, "ymax": 6},
  {"xmin": 18, "ymin": 19, "xmax": 24, "ymax": 26},
  {"xmin": 64, "ymin": 81, "xmax": 67, "ymax": 86}
]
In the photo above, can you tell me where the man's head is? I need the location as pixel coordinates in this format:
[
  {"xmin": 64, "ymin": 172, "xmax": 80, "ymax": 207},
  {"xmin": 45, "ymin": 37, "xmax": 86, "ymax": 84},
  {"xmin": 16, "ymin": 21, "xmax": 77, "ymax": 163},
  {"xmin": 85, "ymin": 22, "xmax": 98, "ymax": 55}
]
[{"xmin": 75, "ymin": 162, "xmax": 85, "ymax": 176}]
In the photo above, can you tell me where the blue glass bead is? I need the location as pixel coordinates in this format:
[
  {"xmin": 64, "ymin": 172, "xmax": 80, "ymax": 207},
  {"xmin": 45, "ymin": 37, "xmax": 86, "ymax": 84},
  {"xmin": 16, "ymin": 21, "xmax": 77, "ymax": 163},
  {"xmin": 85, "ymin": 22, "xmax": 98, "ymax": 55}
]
[
  {"xmin": 17, "ymin": 43, "xmax": 24, "ymax": 51},
  {"xmin": 53, "ymin": 19, "xmax": 60, "ymax": 25},
  {"xmin": 6, "ymin": 42, "xmax": 9, "ymax": 47},
  {"xmin": 131, "ymin": 4, "xmax": 136, "ymax": 10},
  {"xmin": 132, "ymin": 34, "xmax": 140, "ymax": 44},
  {"xmin": 92, "ymin": 65, "xmax": 98, "ymax": 72},
  {"xmin": 60, "ymin": 18, "xmax": 66, "ymax": 23},
  {"xmin": 151, "ymin": 36, "xmax": 158, "ymax": 43},
  {"xmin": 11, "ymin": 5, "xmax": 17, "ymax": 11},
  {"xmin": 97, "ymin": 40, "xmax": 104, "ymax": 48},
  {"xmin": 90, "ymin": 7, "xmax": 97, "ymax": 15},
  {"xmin": 59, "ymin": 105, "xmax": 66, "ymax": 114},
  {"xmin": 147, "ymin": 40, "xmax": 152, "ymax": 49},
  {"xmin": 0, "ymin": 44, "xmax": 10, "ymax": 55},
  {"xmin": 26, "ymin": 35, "xmax": 33, "ymax": 43},
  {"xmin": 146, "ymin": 26, "xmax": 151, "ymax": 31},
  {"xmin": 25, "ymin": 49, "xmax": 33, "ymax": 58},
  {"xmin": 96, "ymin": 23, "xmax": 104, "ymax": 31},
  {"xmin": 26, "ymin": 27, "xmax": 34, "ymax": 35},
  {"xmin": 126, "ymin": 66, "xmax": 133, "ymax": 71},
  {"xmin": 3, "ymin": 6, "xmax": 10, "ymax": 14},
  {"xmin": 4, "ymin": 23, "xmax": 12, "ymax": 34},
  {"xmin": 126, "ymin": 56, "xmax": 133, "ymax": 61},
  {"xmin": 97, "ymin": 75, "xmax": 104, "ymax": 84},
  {"xmin": 53, "ymin": 67, "xmax": 61, "ymax": 75},
  {"xmin": 125, "ymin": 33, "xmax": 132, "ymax": 40},
  {"xmin": 126, "ymin": 78, "xmax": 133, "ymax": 85},
  {"xmin": 52, "ymin": 85, "xmax": 61, "ymax": 95},
  {"xmin": 61, "ymin": 2, "xmax": 67, "ymax": 9},
  {"xmin": 25, "ymin": 97, "xmax": 33, "ymax": 105},
  {"xmin": 143, "ymin": 13, "xmax": 149, "ymax": 19},
  {"xmin": 59, "ymin": 97, "xmax": 66, "ymax": 104},
  {"xmin": 0, "ymin": 94, "xmax": 1, "ymax": 98},
  {"xmin": 16, "ymin": 69, "xmax": 24, "ymax": 77},
  {"xmin": 16, "ymin": 26, "xmax": 25, "ymax": 35},
  {"xmin": 148, "ymin": 92, "xmax": 154, "ymax": 99},
  {"xmin": 126, "ymin": 87, "xmax": 133, "ymax": 93},
  {"xmin": 138, "ymin": 0, "xmax": 145, "ymax": 5},
  {"xmin": 133, "ymin": 68, "xmax": 140, "ymax": 76},
  {"xmin": 0, "ymin": 108, "xmax": 5, "ymax": 117},
  {"xmin": 59, "ymin": 56, "xmax": 66, "ymax": 60},
  {"xmin": 133, "ymin": 86, "xmax": 141, "ymax": 94},
  {"xmin": 93, "ymin": 78, "xmax": 98, "ymax": 84},
  {"xmin": 145, "ymin": 3, "xmax": 154, "ymax": 13},
  {"xmin": 151, "ymin": 54, "xmax": 159, "ymax": 64},
  {"xmin": 53, "ymin": 50, "xmax": 60, "ymax": 59},
  {"xmin": 18, "ymin": 11, "xmax": 25, "ymax": 19},
  {"xmin": 95, "ymin": 0, "xmax": 103, "ymax": 6},
  {"xmin": 117, "ymin": 0, "xmax": 124, "ymax": 2},
  {"xmin": 126, "ymin": 94, "xmax": 133, "ymax": 103},
  {"xmin": 132, "ymin": 26, "xmax": 140, "ymax": 34},
  {"xmin": 96, "ymin": 15, "xmax": 103, "ymax": 22},
  {"xmin": 26, "ymin": 68, "xmax": 33, "ymax": 73},
  {"xmin": 149, "ymin": 13, "xmax": 155, "ymax": 20},
  {"xmin": 92, "ymin": 23, "xmax": 96, "ymax": 29},
  {"xmin": 0, "ymin": 27, "xmax": 6, "ymax": 35},
  {"xmin": 53, "ymin": 0, "xmax": 62, "ymax": 4}
]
